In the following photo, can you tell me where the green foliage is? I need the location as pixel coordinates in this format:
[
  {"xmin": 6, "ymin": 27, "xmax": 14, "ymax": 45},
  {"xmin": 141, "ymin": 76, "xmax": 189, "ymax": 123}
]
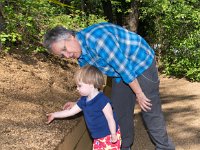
[
  {"xmin": 0, "ymin": 0, "xmax": 106, "ymax": 53},
  {"xmin": 139, "ymin": 0, "xmax": 200, "ymax": 81},
  {"xmin": 1, "ymin": 0, "xmax": 64, "ymax": 52},
  {"xmin": 47, "ymin": 11, "xmax": 106, "ymax": 31},
  {"xmin": 0, "ymin": 32, "xmax": 22, "ymax": 52}
]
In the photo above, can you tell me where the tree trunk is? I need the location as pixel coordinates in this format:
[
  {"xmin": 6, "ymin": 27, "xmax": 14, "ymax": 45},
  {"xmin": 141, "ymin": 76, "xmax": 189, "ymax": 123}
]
[
  {"xmin": 124, "ymin": 0, "xmax": 139, "ymax": 32},
  {"xmin": 101, "ymin": 0, "xmax": 113, "ymax": 23},
  {"xmin": 115, "ymin": 10, "xmax": 123, "ymax": 26},
  {"xmin": 0, "ymin": 2, "xmax": 5, "ymax": 32}
]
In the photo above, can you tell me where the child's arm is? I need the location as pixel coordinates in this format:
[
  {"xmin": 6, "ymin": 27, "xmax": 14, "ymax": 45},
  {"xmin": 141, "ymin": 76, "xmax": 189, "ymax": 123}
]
[
  {"xmin": 62, "ymin": 101, "xmax": 76, "ymax": 110},
  {"xmin": 102, "ymin": 103, "xmax": 118, "ymax": 143},
  {"xmin": 46, "ymin": 104, "xmax": 81, "ymax": 124}
]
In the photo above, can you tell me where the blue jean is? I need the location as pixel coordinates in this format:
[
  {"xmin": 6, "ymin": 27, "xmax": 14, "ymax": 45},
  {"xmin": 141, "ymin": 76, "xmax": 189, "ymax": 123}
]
[{"xmin": 111, "ymin": 59, "xmax": 175, "ymax": 150}]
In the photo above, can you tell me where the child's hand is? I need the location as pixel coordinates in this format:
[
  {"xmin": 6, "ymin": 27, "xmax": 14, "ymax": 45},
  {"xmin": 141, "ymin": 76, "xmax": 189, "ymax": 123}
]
[
  {"xmin": 46, "ymin": 113, "xmax": 55, "ymax": 124},
  {"xmin": 111, "ymin": 134, "xmax": 118, "ymax": 143}
]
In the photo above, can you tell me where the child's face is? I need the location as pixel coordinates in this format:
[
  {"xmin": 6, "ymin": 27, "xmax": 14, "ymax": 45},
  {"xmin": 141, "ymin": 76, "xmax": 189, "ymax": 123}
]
[{"xmin": 76, "ymin": 82, "xmax": 94, "ymax": 97}]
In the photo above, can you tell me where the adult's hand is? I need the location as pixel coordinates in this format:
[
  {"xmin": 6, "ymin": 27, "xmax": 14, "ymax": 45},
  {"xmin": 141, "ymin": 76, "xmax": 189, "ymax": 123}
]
[
  {"xmin": 136, "ymin": 92, "xmax": 152, "ymax": 112},
  {"xmin": 129, "ymin": 79, "xmax": 152, "ymax": 112},
  {"xmin": 62, "ymin": 101, "xmax": 76, "ymax": 110}
]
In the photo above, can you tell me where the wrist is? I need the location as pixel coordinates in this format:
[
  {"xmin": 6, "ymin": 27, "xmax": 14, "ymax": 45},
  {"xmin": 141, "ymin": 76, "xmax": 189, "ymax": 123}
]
[
  {"xmin": 111, "ymin": 133, "xmax": 117, "ymax": 136},
  {"xmin": 52, "ymin": 112, "xmax": 57, "ymax": 118},
  {"xmin": 135, "ymin": 91, "xmax": 144, "ymax": 95}
]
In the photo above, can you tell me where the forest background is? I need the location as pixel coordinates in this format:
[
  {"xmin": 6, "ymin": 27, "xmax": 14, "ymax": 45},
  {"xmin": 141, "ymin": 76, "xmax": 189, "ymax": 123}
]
[{"xmin": 0, "ymin": 0, "xmax": 200, "ymax": 80}]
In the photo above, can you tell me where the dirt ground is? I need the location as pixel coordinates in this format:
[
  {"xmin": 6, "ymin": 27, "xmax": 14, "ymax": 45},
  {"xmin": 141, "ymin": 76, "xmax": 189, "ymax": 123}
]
[
  {"xmin": 0, "ymin": 52, "xmax": 200, "ymax": 150},
  {"xmin": 132, "ymin": 74, "xmax": 200, "ymax": 150}
]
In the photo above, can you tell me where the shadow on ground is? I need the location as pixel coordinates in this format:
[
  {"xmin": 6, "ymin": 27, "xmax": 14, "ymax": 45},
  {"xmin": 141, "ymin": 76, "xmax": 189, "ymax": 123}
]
[{"xmin": 131, "ymin": 76, "xmax": 200, "ymax": 150}]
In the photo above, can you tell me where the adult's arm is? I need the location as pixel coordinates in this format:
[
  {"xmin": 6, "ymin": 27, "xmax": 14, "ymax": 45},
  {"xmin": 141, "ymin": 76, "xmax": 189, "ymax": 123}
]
[
  {"xmin": 95, "ymin": 33, "xmax": 152, "ymax": 111},
  {"xmin": 129, "ymin": 78, "xmax": 152, "ymax": 111}
]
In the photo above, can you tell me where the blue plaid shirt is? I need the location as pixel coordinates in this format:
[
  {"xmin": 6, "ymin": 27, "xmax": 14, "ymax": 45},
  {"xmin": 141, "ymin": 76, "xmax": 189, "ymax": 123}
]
[{"xmin": 76, "ymin": 22, "xmax": 155, "ymax": 84}]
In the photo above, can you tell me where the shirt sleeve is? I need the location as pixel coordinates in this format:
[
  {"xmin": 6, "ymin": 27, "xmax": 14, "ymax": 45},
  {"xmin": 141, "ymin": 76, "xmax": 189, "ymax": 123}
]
[
  {"xmin": 76, "ymin": 97, "xmax": 85, "ymax": 109},
  {"xmin": 98, "ymin": 95, "xmax": 110, "ymax": 110},
  {"xmin": 95, "ymin": 33, "xmax": 136, "ymax": 83}
]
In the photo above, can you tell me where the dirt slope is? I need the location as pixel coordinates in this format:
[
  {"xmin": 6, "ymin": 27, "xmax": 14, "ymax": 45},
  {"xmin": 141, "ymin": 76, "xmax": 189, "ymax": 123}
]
[
  {"xmin": 0, "ymin": 52, "xmax": 200, "ymax": 150},
  {"xmin": 0, "ymin": 52, "xmax": 80, "ymax": 150}
]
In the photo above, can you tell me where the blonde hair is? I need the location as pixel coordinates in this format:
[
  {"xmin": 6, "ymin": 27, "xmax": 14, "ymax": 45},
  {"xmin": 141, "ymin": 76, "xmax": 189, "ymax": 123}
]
[{"xmin": 75, "ymin": 65, "xmax": 105, "ymax": 90}]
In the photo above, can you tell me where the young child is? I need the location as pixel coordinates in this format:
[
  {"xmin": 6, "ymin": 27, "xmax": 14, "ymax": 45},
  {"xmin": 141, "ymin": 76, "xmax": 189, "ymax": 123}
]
[{"xmin": 46, "ymin": 65, "xmax": 121, "ymax": 150}]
